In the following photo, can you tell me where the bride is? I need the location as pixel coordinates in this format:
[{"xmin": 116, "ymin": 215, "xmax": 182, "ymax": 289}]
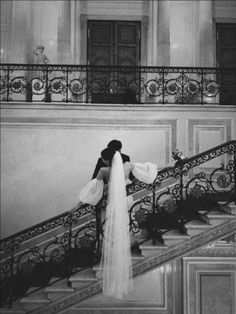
[{"xmin": 75, "ymin": 147, "xmax": 157, "ymax": 299}]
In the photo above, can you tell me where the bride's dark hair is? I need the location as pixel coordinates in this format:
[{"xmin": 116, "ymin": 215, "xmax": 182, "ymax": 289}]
[{"xmin": 101, "ymin": 147, "xmax": 116, "ymax": 163}]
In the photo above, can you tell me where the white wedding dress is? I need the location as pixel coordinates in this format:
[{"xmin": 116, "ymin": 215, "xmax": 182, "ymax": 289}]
[{"xmin": 79, "ymin": 152, "xmax": 157, "ymax": 299}]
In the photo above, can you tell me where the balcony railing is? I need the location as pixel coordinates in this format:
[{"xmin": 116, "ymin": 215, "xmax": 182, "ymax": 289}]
[{"xmin": 0, "ymin": 63, "xmax": 236, "ymax": 105}]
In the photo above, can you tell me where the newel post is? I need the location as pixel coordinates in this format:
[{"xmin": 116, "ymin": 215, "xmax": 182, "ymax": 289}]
[
  {"xmin": 177, "ymin": 161, "xmax": 186, "ymax": 234},
  {"xmin": 234, "ymin": 142, "xmax": 236, "ymax": 202}
]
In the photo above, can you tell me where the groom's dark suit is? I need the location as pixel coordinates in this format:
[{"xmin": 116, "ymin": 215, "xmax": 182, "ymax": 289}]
[{"xmin": 92, "ymin": 153, "xmax": 130, "ymax": 179}]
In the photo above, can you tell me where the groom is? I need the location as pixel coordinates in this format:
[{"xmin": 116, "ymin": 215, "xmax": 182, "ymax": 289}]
[{"xmin": 92, "ymin": 139, "xmax": 130, "ymax": 179}]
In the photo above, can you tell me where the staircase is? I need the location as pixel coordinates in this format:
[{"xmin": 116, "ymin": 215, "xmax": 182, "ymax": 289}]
[
  {"xmin": 1, "ymin": 140, "xmax": 236, "ymax": 314},
  {"xmin": 1, "ymin": 203, "xmax": 235, "ymax": 314}
]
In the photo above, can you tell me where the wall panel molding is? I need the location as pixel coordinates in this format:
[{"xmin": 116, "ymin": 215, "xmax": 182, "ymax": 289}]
[
  {"xmin": 183, "ymin": 257, "xmax": 236, "ymax": 314},
  {"xmin": 188, "ymin": 119, "xmax": 232, "ymax": 156}
]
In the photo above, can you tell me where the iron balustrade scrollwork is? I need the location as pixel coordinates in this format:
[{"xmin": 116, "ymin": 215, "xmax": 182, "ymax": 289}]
[
  {"xmin": 0, "ymin": 204, "xmax": 95, "ymax": 254},
  {"xmin": 0, "ymin": 207, "xmax": 100, "ymax": 307},
  {"xmin": 152, "ymin": 140, "xmax": 236, "ymax": 186},
  {"xmin": 129, "ymin": 140, "xmax": 236, "ymax": 244},
  {"xmin": 0, "ymin": 219, "xmax": 98, "ymax": 307},
  {"xmin": 1, "ymin": 63, "xmax": 236, "ymax": 105},
  {"xmin": 0, "ymin": 178, "xmax": 152, "ymax": 307}
]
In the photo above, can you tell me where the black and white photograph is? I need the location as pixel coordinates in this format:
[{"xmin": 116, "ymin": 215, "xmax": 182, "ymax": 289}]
[{"xmin": 0, "ymin": 1, "xmax": 236, "ymax": 313}]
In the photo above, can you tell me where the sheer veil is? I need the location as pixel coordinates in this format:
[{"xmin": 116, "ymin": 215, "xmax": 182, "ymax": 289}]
[{"xmin": 100, "ymin": 151, "xmax": 133, "ymax": 299}]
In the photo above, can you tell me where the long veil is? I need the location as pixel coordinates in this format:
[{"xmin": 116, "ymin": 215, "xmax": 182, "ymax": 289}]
[{"xmin": 100, "ymin": 151, "xmax": 133, "ymax": 299}]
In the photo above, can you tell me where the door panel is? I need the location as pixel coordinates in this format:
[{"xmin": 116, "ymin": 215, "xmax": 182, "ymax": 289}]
[
  {"xmin": 217, "ymin": 24, "xmax": 236, "ymax": 105},
  {"xmin": 117, "ymin": 23, "xmax": 139, "ymax": 45},
  {"xmin": 91, "ymin": 24, "xmax": 112, "ymax": 44},
  {"xmin": 117, "ymin": 47, "xmax": 137, "ymax": 66},
  {"xmin": 87, "ymin": 20, "xmax": 141, "ymax": 103},
  {"xmin": 91, "ymin": 46, "xmax": 112, "ymax": 65}
]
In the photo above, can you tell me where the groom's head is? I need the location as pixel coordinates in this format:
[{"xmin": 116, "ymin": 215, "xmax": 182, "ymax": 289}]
[
  {"xmin": 101, "ymin": 147, "xmax": 116, "ymax": 166},
  {"xmin": 107, "ymin": 140, "xmax": 122, "ymax": 152}
]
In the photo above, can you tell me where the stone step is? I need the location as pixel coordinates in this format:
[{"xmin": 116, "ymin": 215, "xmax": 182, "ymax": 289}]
[
  {"xmin": 69, "ymin": 268, "xmax": 98, "ymax": 289},
  {"xmin": 0, "ymin": 309, "xmax": 26, "ymax": 314},
  {"xmin": 162, "ymin": 229, "xmax": 190, "ymax": 247},
  {"xmin": 0, "ymin": 301, "xmax": 26, "ymax": 314},
  {"xmin": 20, "ymin": 287, "xmax": 50, "ymax": 312},
  {"xmin": 200, "ymin": 210, "xmax": 235, "ymax": 226},
  {"xmin": 185, "ymin": 220, "xmax": 212, "ymax": 236},
  {"xmin": 45, "ymin": 277, "xmax": 75, "ymax": 301},
  {"xmin": 139, "ymin": 240, "xmax": 168, "ymax": 257},
  {"xmin": 221, "ymin": 202, "xmax": 236, "ymax": 215}
]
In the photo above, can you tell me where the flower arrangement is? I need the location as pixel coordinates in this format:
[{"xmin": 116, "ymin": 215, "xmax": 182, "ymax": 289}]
[{"xmin": 172, "ymin": 149, "xmax": 187, "ymax": 164}]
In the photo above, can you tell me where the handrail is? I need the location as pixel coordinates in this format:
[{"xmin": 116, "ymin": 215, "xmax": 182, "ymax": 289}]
[
  {"xmin": 0, "ymin": 204, "xmax": 93, "ymax": 250},
  {"xmin": 1, "ymin": 63, "xmax": 236, "ymax": 70},
  {"xmin": 1, "ymin": 140, "xmax": 235, "ymax": 250},
  {"xmin": 154, "ymin": 140, "xmax": 236, "ymax": 184},
  {"xmin": 0, "ymin": 182, "xmax": 145, "ymax": 251}
]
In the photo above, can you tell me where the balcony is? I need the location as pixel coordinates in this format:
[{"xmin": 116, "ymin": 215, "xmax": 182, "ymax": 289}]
[{"xmin": 0, "ymin": 64, "xmax": 235, "ymax": 105}]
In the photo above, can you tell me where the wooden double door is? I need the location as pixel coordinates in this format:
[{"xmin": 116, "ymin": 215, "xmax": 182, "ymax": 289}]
[
  {"xmin": 217, "ymin": 24, "xmax": 236, "ymax": 105},
  {"xmin": 87, "ymin": 20, "xmax": 141, "ymax": 103}
]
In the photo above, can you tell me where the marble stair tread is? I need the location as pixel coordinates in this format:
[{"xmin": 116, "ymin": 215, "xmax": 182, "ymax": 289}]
[
  {"xmin": 162, "ymin": 229, "xmax": 190, "ymax": 238},
  {"xmin": 139, "ymin": 240, "xmax": 168, "ymax": 249},
  {"xmin": 130, "ymin": 254, "xmax": 145, "ymax": 263},
  {"xmin": 20, "ymin": 297, "xmax": 50, "ymax": 304},
  {"xmin": 20, "ymin": 287, "xmax": 49, "ymax": 300},
  {"xmin": 162, "ymin": 230, "xmax": 190, "ymax": 247},
  {"xmin": 218, "ymin": 201, "xmax": 236, "ymax": 206},
  {"xmin": 45, "ymin": 277, "xmax": 75, "ymax": 301},
  {"xmin": 0, "ymin": 301, "xmax": 26, "ymax": 314},
  {"xmin": 20, "ymin": 287, "xmax": 50, "ymax": 308},
  {"xmin": 45, "ymin": 277, "xmax": 74, "ymax": 293},
  {"xmin": 20, "ymin": 295, "xmax": 50, "ymax": 312},
  {"xmin": 20, "ymin": 298, "xmax": 50, "ymax": 304},
  {"xmin": 69, "ymin": 268, "xmax": 98, "ymax": 288},
  {"xmin": 139, "ymin": 240, "xmax": 168, "ymax": 257},
  {"xmin": 205, "ymin": 211, "xmax": 235, "ymax": 220},
  {"xmin": 185, "ymin": 220, "xmax": 211, "ymax": 227},
  {"xmin": 185, "ymin": 220, "xmax": 213, "ymax": 236},
  {"xmin": 0, "ymin": 309, "xmax": 26, "ymax": 314},
  {"xmin": 69, "ymin": 268, "xmax": 97, "ymax": 282},
  {"xmin": 199, "ymin": 210, "xmax": 234, "ymax": 217},
  {"xmin": 207, "ymin": 210, "xmax": 234, "ymax": 216},
  {"xmin": 225, "ymin": 203, "xmax": 236, "ymax": 214},
  {"xmin": 198, "ymin": 210, "xmax": 235, "ymax": 226}
]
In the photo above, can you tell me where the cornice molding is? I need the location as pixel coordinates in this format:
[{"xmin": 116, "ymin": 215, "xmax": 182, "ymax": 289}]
[{"xmin": 1, "ymin": 103, "xmax": 236, "ymax": 113}]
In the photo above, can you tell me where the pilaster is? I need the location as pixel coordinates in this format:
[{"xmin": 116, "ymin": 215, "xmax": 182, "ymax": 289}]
[
  {"xmin": 156, "ymin": 0, "xmax": 170, "ymax": 66},
  {"xmin": 9, "ymin": 0, "xmax": 32, "ymax": 63},
  {"xmin": 71, "ymin": 0, "xmax": 83, "ymax": 65},
  {"xmin": 199, "ymin": 1, "xmax": 214, "ymax": 67},
  {"xmin": 147, "ymin": 0, "xmax": 158, "ymax": 66},
  {"xmin": 57, "ymin": 1, "xmax": 71, "ymax": 64}
]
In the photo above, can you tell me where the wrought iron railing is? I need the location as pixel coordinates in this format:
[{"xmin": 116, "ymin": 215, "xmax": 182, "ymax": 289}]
[
  {"xmin": 129, "ymin": 140, "xmax": 236, "ymax": 244},
  {"xmin": 1, "ymin": 63, "xmax": 236, "ymax": 105},
  {"xmin": 0, "ymin": 140, "xmax": 235, "ymax": 308},
  {"xmin": 0, "ymin": 179, "xmax": 147, "ymax": 307}
]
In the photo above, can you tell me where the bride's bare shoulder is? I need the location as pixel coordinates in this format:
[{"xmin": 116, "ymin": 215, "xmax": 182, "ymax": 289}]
[
  {"xmin": 124, "ymin": 162, "xmax": 135, "ymax": 171},
  {"xmin": 97, "ymin": 167, "xmax": 110, "ymax": 180}
]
